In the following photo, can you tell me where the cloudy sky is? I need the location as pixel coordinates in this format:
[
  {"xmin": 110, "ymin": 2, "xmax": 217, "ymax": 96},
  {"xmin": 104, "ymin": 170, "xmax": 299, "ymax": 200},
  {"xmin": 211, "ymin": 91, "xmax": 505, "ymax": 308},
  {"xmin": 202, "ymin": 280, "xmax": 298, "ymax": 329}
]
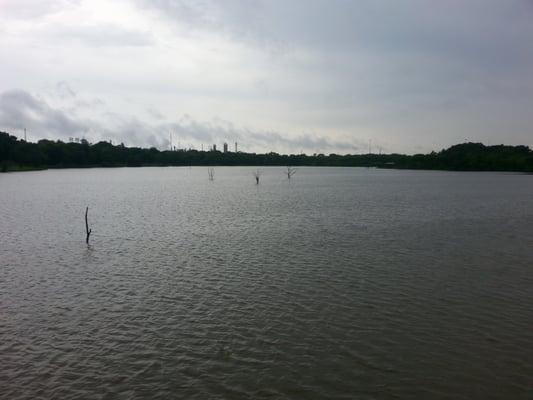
[{"xmin": 1, "ymin": 0, "xmax": 532, "ymax": 154}]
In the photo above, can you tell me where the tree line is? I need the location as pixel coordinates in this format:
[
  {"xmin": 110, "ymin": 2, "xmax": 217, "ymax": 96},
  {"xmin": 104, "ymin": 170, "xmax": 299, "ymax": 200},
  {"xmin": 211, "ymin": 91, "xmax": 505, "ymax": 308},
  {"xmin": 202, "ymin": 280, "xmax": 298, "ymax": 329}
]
[{"xmin": 1, "ymin": 131, "xmax": 533, "ymax": 172}]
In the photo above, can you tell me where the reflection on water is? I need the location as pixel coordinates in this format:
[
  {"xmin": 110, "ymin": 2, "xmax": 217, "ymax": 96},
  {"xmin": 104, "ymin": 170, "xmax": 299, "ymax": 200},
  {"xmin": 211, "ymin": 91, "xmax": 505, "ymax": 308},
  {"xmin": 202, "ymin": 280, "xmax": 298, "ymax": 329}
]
[{"xmin": 1, "ymin": 167, "xmax": 532, "ymax": 399}]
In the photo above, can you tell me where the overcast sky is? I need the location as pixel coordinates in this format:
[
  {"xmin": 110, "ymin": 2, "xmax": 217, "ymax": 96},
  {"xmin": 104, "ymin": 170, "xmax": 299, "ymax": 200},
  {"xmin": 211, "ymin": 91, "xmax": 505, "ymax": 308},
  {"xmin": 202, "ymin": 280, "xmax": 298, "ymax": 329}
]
[{"xmin": 1, "ymin": 0, "xmax": 532, "ymax": 154}]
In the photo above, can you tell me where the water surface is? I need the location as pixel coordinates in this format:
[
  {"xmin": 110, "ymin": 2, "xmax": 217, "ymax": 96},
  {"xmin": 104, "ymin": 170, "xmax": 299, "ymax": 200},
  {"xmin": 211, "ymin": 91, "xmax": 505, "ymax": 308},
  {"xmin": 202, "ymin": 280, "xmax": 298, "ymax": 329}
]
[{"xmin": 1, "ymin": 167, "xmax": 532, "ymax": 399}]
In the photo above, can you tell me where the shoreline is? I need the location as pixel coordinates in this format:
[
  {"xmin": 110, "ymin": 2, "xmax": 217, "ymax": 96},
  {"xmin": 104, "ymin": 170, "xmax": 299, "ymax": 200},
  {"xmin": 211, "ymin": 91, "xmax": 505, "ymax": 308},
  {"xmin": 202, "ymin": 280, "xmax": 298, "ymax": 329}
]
[
  {"xmin": 2, "ymin": 164, "xmax": 531, "ymax": 174},
  {"xmin": 2, "ymin": 132, "xmax": 533, "ymax": 173}
]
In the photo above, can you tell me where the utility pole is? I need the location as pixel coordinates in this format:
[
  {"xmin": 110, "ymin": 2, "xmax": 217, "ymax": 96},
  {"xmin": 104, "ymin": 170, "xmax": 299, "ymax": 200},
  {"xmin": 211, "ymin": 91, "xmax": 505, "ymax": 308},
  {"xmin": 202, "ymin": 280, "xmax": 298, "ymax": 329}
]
[{"xmin": 24, "ymin": 128, "xmax": 27, "ymax": 142}]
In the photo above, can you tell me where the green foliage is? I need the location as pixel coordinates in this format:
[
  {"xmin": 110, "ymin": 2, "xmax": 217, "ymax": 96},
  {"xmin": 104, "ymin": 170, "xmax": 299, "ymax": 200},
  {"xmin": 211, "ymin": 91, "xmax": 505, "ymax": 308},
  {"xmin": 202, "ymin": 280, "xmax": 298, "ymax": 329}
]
[{"xmin": 1, "ymin": 131, "xmax": 532, "ymax": 172}]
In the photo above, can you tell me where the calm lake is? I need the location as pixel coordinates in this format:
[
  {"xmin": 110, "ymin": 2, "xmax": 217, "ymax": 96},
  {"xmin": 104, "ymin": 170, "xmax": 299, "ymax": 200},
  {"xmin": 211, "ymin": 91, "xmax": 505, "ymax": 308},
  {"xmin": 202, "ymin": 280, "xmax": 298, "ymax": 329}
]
[{"xmin": 1, "ymin": 167, "xmax": 532, "ymax": 399}]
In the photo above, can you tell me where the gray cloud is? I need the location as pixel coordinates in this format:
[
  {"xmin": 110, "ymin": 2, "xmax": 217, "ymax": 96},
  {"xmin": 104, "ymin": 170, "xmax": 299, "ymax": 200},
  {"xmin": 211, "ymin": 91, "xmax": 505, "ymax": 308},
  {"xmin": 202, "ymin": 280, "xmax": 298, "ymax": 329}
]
[
  {"xmin": 246, "ymin": 130, "xmax": 360, "ymax": 154},
  {"xmin": 0, "ymin": 89, "xmax": 356, "ymax": 153},
  {"xmin": 137, "ymin": 0, "xmax": 533, "ymax": 59},
  {"xmin": 74, "ymin": 98, "xmax": 105, "ymax": 109},
  {"xmin": 136, "ymin": 0, "xmax": 533, "ymax": 99},
  {"xmin": 0, "ymin": 89, "xmax": 91, "ymax": 139},
  {"xmin": 56, "ymin": 81, "xmax": 76, "ymax": 99},
  {"xmin": 160, "ymin": 116, "xmax": 361, "ymax": 153}
]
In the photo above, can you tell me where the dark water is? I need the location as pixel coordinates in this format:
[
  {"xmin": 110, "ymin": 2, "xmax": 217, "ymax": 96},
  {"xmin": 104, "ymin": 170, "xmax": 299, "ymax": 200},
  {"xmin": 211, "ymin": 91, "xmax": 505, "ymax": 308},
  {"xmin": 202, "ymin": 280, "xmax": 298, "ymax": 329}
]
[{"xmin": 1, "ymin": 167, "xmax": 532, "ymax": 399}]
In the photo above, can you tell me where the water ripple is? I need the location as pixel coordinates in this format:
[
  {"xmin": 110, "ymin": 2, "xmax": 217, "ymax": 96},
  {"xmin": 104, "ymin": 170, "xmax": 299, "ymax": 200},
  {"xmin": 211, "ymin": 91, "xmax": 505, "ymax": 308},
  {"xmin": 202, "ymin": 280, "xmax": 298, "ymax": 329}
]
[{"xmin": 1, "ymin": 167, "xmax": 532, "ymax": 399}]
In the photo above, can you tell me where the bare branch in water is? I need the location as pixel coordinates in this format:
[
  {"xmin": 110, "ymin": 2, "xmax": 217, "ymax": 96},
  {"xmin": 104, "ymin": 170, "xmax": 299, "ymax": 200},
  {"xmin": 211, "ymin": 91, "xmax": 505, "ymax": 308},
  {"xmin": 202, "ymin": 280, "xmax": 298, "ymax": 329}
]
[
  {"xmin": 252, "ymin": 169, "xmax": 262, "ymax": 184},
  {"xmin": 85, "ymin": 206, "xmax": 92, "ymax": 244},
  {"xmin": 286, "ymin": 166, "xmax": 297, "ymax": 179}
]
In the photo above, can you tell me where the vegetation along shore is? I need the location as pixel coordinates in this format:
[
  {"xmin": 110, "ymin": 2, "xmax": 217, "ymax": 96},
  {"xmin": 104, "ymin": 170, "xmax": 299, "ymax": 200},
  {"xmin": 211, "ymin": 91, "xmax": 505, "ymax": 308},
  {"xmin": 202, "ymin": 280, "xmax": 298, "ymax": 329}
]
[{"xmin": 1, "ymin": 131, "xmax": 532, "ymax": 172}]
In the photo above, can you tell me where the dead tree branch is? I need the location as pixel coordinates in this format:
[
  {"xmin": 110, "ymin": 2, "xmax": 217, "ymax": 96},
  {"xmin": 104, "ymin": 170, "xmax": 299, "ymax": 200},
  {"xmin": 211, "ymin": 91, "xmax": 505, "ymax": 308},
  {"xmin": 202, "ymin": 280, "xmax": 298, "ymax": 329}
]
[
  {"xmin": 286, "ymin": 166, "xmax": 297, "ymax": 180},
  {"xmin": 85, "ymin": 206, "xmax": 92, "ymax": 244},
  {"xmin": 252, "ymin": 169, "xmax": 261, "ymax": 184}
]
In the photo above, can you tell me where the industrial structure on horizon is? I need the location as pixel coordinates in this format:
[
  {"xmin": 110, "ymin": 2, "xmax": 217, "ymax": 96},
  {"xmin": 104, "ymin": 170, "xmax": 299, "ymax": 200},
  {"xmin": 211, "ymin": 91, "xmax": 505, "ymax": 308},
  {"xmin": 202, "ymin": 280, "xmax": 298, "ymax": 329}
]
[{"xmin": 166, "ymin": 132, "xmax": 239, "ymax": 153}]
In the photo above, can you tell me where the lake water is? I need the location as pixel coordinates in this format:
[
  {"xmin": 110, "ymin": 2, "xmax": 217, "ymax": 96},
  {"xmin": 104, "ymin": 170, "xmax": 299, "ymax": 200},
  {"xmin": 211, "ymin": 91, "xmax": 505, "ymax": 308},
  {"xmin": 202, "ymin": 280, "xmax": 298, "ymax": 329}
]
[{"xmin": 1, "ymin": 167, "xmax": 532, "ymax": 399}]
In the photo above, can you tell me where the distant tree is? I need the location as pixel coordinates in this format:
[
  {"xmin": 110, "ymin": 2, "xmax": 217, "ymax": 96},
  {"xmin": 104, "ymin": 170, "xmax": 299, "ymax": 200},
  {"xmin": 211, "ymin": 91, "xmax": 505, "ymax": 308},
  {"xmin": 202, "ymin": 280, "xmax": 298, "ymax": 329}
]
[{"xmin": 1, "ymin": 131, "xmax": 533, "ymax": 172}]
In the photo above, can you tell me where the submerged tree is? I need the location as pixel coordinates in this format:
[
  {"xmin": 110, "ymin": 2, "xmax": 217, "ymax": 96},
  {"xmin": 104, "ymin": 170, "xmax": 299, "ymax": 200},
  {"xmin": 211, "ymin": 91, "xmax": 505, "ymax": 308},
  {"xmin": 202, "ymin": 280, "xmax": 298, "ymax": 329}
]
[
  {"xmin": 286, "ymin": 166, "xmax": 297, "ymax": 179},
  {"xmin": 85, "ymin": 206, "xmax": 92, "ymax": 244},
  {"xmin": 252, "ymin": 169, "xmax": 262, "ymax": 184},
  {"xmin": 208, "ymin": 167, "xmax": 215, "ymax": 181}
]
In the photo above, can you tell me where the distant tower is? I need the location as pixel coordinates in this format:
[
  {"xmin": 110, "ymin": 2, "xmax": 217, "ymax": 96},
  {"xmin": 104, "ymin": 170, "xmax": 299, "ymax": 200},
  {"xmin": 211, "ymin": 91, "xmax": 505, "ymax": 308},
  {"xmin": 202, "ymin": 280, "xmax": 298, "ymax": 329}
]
[
  {"xmin": 223, "ymin": 142, "xmax": 228, "ymax": 153},
  {"xmin": 24, "ymin": 128, "xmax": 27, "ymax": 142},
  {"xmin": 235, "ymin": 142, "xmax": 238, "ymax": 152},
  {"xmin": 213, "ymin": 144, "xmax": 217, "ymax": 151}
]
